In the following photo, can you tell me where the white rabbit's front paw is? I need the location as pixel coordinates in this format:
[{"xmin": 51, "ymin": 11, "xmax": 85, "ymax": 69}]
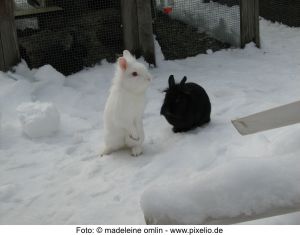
[
  {"xmin": 126, "ymin": 133, "xmax": 140, "ymax": 147},
  {"xmin": 131, "ymin": 146, "xmax": 143, "ymax": 157},
  {"xmin": 129, "ymin": 127, "xmax": 140, "ymax": 141}
]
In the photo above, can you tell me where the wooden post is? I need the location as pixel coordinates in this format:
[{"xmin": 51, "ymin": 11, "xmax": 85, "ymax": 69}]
[
  {"xmin": 240, "ymin": 0, "xmax": 260, "ymax": 48},
  {"xmin": 136, "ymin": 0, "xmax": 156, "ymax": 66},
  {"xmin": 0, "ymin": 0, "xmax": 20, "ymax": 72},
  {"xmin": 121, "ymin": 0, "xmax": 140, "ymax": 57},
  {"xmin": 0, "ymin": 34, "xmax": 5, "ymax": 70},
  {"xmin": 121, "ymin": 0, "xmax": 156, "ymax": 66}
]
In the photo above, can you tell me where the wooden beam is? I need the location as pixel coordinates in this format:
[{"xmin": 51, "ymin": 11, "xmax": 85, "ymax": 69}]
[
  {"xmin": 136, "ymin": 0, "xmax": 156, "ymax": 66},
  {"xmin": 15, "ymin": 6, "xmax": 63, "ymax": 19},
  {"xmin": 240, "ymin": 0, "xmax": 260, "ymax": 48},
  {"xmin": 0, "ymin": 0, "xmax": 20, "ymax": 72}
]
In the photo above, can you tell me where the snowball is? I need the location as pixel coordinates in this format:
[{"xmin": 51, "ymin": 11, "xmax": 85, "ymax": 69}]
[{"xmin": 17, "ymin": 102, "xmax": 60, "ymax": 138}]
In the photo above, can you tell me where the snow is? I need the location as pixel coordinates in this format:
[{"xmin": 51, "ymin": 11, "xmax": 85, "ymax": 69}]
[
  {"xmin": 1, "ymin": 19, "xmax": 300, "ymax": 224},
  {"xmin": 14, "ymin": 0, "xmax": 39, "ymax": 30},
  {"xmin": 141, "ymin": 155, "xmax": 300, "ymax": 224},
  {"xmin": 17, "ymin": 101, "xmax": 60, "ymax": 138},
  {"xmin": 14, "ymin": 0, "xmax": 33, "ymax": 10}
]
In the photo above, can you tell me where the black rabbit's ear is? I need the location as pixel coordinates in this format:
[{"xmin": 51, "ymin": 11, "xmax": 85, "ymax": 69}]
[
  {"xmin": 168, "ymin": 75, "xmax": 175, "ymax": 88},
  {"xmin": 180, "ymin": 76, "xmax": 187, "ymax": 86}
]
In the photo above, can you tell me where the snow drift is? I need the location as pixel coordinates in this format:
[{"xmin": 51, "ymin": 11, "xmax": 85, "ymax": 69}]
[{"xmin": 141, "ymin": 155, "xmax": 300, "ymax": 224}]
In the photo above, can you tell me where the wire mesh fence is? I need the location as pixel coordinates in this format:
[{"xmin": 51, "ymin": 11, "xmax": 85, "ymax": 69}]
[
  {"xmin": 153, "ymin": 0, "xmax": 241, "ymax": 60},
  {"xmin": 14, "ymin": 0, "xmax": 122, "ymax": 75},
  {"xmin": 260, "ymin": 0, "xmax": 300, "ymax": 27},
  {"xmin": 13, "ymin": 0, "xmax": 251, "ymax": 74}
]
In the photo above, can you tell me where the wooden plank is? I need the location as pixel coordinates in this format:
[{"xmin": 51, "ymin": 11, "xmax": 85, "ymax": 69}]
[
  {"xmin": 121, "ymin": 0, "xmax": 140, "ymax": 56},
  {"xmin": 15, "ymin": 6, "xmax": 63, "ymax": 18},
  {"xmin": 0, "ymin": 0, "xmax": 20, "ymax": 72},
  {"xmin": 136, "ymin": 0, "xmax": 156, "ymax": 66},
  {"xmin": 240, "ymin": 0, "xmax": 260, "ymax": 48},
  {"xmin": 232, "ymin": 100, "xmax": 300, "ymax": 135},
  {"xmin": 0, "ymin": 34, "xmax": 5, "ymax": 70}
]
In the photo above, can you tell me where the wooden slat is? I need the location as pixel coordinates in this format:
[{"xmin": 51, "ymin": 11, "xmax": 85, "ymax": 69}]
[
  {"xmin": 0, "ymin": 34, "xmax": 5, "ymax": 70},
  {"xmin": 15, "ymin": 6, "xmax": 63, "ymax": 18},
  {"xmin": 232, "ymin": 100, "xmax": 300, "ymax": 135},
  {"xmin": 136, "ymin": 0, "xmax": 156, "ymax": 66},
  {"xmin": 240, "ymin": 0, "xmax": 260, "ymax": 48},
  {"xmin": 0, "ymin": 0, "xmax": 20, "ymax": 72}
]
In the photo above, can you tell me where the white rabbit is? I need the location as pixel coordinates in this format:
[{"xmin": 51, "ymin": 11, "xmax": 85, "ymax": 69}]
[{"xmin": 101, "ymin": 50, "xmax": 152, "ymax": 156}]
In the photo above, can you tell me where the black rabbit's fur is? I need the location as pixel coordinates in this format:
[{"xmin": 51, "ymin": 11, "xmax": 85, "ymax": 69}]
[{"xmin": 161, "ymin": 75, "xmax": 211, "ymax": 133}]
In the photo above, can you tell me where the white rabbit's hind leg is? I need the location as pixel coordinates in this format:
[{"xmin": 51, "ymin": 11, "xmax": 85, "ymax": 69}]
[
  {"xmin": 100, "ymin": 142, "xmax": 125, "ymax": 156},
  {"xmin": 100, "ymin": 145, "xmax": 115, "ymax": 156},
  {"xmin": 131, "ymin": 145, "xmax": 143, "ymax": 157},
  {"xmin": 101, "ymin": 132, "xmax": 125, "ymax": 156}
]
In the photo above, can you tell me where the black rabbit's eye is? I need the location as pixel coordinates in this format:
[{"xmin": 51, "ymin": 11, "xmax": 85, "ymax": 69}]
[{"xmin": 132, "ymin": 72, "xmax": 138, "ymax": 76}]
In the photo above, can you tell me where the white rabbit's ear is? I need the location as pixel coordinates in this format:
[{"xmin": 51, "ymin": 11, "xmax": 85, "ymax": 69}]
[
  {"xmin": 118, "ymin": 57, "xmax": 128, "ymax": 71},
  {"xmin": 123, "ymin": 50, "xmax": 135, "ymax": 61}
]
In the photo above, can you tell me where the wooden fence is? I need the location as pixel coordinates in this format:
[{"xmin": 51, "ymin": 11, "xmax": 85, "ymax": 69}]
[{"xmin": 0, "ymin": 0, "xmax": 261, "ymax": 72}]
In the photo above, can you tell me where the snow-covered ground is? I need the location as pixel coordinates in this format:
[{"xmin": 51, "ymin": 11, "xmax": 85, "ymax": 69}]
[{"xmin": 1, "ymin": 19, "xmax": 300, "ymax": 224}]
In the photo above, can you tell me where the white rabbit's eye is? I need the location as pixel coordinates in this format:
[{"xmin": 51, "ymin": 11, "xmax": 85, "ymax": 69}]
[{"xmin": 132, "ymin": 72, "xmax": 138, "ymax": 77}]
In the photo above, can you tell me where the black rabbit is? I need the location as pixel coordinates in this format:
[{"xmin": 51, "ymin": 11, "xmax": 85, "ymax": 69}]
[{"xmin": 160, "ymin": 75, "xmax": 211, "ymax": 133}]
